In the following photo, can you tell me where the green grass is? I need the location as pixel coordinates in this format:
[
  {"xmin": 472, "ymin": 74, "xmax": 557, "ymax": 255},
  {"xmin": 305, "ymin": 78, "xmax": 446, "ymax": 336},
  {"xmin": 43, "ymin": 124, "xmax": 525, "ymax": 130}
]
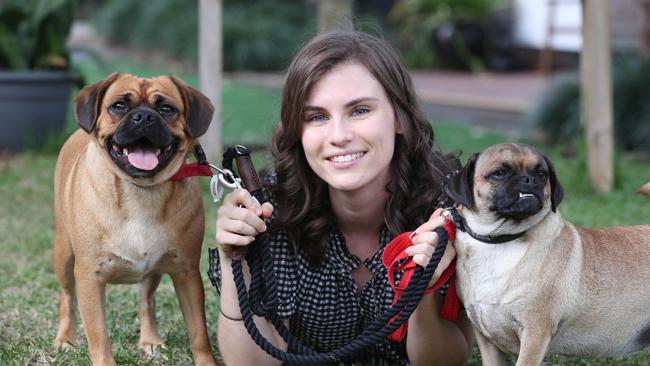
[{"xmin": 1, "ymin": 57, "xmax": 649, "ymax": 364}]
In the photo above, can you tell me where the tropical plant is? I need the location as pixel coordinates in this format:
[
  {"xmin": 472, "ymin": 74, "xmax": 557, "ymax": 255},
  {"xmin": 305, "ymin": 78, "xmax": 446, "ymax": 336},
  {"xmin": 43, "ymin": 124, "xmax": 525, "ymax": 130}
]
[{"xmin": 0, "ymin": 0, "xmax": 74, "ymax": 70}]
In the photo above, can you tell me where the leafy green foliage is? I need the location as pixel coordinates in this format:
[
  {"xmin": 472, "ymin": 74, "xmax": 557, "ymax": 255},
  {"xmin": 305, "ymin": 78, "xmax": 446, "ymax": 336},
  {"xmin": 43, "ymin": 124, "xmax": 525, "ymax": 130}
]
[
  {"xmin": 221, "ymin": 0, "xmax": 316, "ymax": 71},
  {"xmin": 93, "ymin": 0, "xmax": 316, "ymax": 71},
  {"xmin": 0, "ymin": 0, "xmax": 73, "ymax": 70},
  {"xmin": 388, "ymin": 0, "xmax": 504, "ymax": 69},
  {"xmin": 525, "ymin": 72, "xmax": 581, "ymax": 147},
  {"xmin": 526, "ymin": 56, "xmax": 650, "ymax": 153}
]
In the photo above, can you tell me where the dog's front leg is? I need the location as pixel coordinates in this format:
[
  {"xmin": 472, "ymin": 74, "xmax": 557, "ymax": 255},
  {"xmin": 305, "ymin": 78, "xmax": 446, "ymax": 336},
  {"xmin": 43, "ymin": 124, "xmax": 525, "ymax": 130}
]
[
  {"xmin": 52, "ymin": 233, "xmax": 77, "ymax": 349},
  {"xmin": 75, "ymin": 266, "xmax": 115, "ymax": 366},
  {"xmin": 138, "ymin": 273, "xmax": 164, "ymax": 354},
  {"xmin": 474, "ymin": 329, "xmax": 508, "ymax": 366},
  {"xmin": 515, "ymin": 325, "xmax": 552, "ymax": 366},
  {"xmin": 170, "ymin": 267, "xmax": 218, "ymax": 366}
]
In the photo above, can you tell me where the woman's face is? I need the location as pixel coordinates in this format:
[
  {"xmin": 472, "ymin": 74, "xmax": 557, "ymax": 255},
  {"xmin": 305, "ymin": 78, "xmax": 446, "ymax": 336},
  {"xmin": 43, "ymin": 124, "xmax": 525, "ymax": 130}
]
[{"xmin": 300, "ymin": 61, "xmax": 401, "ymax": 195}]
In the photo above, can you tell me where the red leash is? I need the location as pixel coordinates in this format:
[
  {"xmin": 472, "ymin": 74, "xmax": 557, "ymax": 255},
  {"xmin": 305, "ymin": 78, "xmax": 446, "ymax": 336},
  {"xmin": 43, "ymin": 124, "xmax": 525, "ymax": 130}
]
[
  {"xmin": 381, "ymin": 221, "xmax": 461, "ymax": 342},
  {"xmin": 169, "ymin": 162, "xmax": 213, "ymax": 181}
]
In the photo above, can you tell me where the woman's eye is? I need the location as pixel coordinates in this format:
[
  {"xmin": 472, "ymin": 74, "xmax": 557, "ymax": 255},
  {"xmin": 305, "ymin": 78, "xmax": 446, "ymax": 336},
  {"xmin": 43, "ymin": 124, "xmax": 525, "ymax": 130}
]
[
  {"xmin": 306, "ymin": 113, "xmax": 327, "ymax": 122},
  {"xmin": 110, "ymin": 101, "xmax": 128, "ymax": 112},
  {"xmin": 159, "ymin": 104, "xmax": 176, "ymax": 115},
  {"xmin": 351, "ymin": 107, "xmax": 370, "ymax": 117}
]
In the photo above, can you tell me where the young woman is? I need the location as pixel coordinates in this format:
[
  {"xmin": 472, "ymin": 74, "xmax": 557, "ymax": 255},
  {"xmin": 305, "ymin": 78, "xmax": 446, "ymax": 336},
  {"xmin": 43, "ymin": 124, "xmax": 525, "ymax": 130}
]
[{"xmin": 209, "ymin": 30, "xmax": 472, "ymax": 365}]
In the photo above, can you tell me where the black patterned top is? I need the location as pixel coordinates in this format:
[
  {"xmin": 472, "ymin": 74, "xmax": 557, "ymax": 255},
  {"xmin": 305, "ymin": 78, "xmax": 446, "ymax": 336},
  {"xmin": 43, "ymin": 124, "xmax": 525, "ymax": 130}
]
[{"xmin": 208, "ymin": 222, "xmax": 410, "ymax": 365}]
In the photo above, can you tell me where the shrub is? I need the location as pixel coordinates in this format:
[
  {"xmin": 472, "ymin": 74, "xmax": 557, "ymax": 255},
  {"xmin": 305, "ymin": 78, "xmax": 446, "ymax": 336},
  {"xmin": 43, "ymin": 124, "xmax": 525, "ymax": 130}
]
[
  {"xmin": 526, "ymin": 56, "xmax": 650, "ymax": 154},
  {"xmin": 0, "ymin": 0, "xmax": 74, "ymax": 70},
  {"xmin": 388, "ymin": 0, "xmax": 506, "ymax": 70},
  {"xmin": 93, "ymin": 0, "xmax": 316, "ymax": 71}
]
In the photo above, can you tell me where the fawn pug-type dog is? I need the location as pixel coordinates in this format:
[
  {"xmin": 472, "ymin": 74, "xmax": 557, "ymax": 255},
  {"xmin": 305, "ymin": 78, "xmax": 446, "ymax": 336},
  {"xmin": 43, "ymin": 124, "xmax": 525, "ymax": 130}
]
[
  {"xmin": 444, "ymin": 143, "xmax": 650, "ymax": 366},
  {"xmin": 52, "ymin": 73, "xmax": 219, "ymax": 366}
]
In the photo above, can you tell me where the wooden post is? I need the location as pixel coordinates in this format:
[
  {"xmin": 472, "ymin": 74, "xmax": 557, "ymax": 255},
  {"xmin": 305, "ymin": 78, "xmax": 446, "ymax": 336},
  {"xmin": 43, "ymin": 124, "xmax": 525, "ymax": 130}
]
[
  {"xmin": 318, "ymin": 0, "xmax": 353, "ymax": 33},
  {"xmin": 199, "ymin": 0, "xmax": 222, "ymax": 163},
  {"xmin": 581, "ymin": 0, "xmax": 613, "ymax": 193}
]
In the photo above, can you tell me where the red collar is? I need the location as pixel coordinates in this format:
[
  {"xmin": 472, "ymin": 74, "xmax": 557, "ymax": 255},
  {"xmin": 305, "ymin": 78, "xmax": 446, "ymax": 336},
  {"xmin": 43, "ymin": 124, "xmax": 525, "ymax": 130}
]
[{"xmin": 169, "ymin": 162, "xmax": 213, "ymax": 181}]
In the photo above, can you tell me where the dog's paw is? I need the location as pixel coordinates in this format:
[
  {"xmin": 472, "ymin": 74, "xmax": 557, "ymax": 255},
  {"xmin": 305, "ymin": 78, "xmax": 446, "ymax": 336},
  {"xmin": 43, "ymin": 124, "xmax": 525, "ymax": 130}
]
[
  {"xmin": 53, "ymin": 337, "xmax": 76, "ymax": 350},
  {"xmin": 138, "ymin": 340, "xmax": 166, "ymax": 356}
]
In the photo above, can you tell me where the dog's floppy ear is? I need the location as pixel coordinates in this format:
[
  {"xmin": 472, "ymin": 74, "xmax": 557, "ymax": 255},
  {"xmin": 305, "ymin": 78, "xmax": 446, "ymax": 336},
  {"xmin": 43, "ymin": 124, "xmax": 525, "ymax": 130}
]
[
  {"xmin": 445, "ymin": 153, "xmax": 479, "ymax": 208},
  {"xmin": 74, "ymin": 73, "xmax": 121, "ymax": 133},
  {"xmin": 543, "ymin": 156, "xmax": 564, "ymax": 211},
  {"xmin": 170, "ymin": 76, "xmax": 214, "ymax": 138}
]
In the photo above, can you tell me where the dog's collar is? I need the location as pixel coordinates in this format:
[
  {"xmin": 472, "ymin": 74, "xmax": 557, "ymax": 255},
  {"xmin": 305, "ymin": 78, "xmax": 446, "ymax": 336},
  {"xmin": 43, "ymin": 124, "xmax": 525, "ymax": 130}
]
[
  {"xmin": 446, "ymin": 208, "xmax": 527, "ymax": 244},
  {"xmin": 170, "ymin": 162, "xmax": 212, "ymax": 180},
  {"xmin": 169, "ymin": 145, "xmax": 213, "ymax": 181}
]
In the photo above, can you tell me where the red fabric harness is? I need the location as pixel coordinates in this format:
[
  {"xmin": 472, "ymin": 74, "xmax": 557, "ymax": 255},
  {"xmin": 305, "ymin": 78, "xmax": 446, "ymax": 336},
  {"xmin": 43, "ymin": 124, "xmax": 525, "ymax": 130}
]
[{"xmin": 381, "ymin": 221, "xmax": 461, "ymax": 342}]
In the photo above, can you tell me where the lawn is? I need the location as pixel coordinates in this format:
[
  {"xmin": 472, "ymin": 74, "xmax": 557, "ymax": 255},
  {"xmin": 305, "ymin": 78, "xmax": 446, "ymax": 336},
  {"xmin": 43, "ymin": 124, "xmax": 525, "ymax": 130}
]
[{"xmin": 0, "ymin": 59, "xmax": 649, "ymax": 365}]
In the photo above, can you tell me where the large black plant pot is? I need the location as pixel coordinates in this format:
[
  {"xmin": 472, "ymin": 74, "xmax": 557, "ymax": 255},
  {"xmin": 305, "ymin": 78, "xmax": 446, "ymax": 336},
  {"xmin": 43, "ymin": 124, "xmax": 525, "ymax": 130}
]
[{"xmin": 0, "ymin": 71, "xmax": 73, "ymax": 152}]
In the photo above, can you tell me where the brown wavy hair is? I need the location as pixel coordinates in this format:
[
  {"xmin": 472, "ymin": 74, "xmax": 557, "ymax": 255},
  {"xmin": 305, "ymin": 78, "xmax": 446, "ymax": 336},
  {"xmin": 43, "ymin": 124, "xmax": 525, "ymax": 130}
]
[{"xmin": 269, "ymin": 30, "xmax": 458, "ymax": 267}]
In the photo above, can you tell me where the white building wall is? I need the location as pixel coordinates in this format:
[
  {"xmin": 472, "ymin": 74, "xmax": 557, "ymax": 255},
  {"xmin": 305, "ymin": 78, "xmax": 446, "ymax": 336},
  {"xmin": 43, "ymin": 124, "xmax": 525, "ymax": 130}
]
[{"xmin": 513, "ymin": 0, "xmax": 583, "ymax": 51}]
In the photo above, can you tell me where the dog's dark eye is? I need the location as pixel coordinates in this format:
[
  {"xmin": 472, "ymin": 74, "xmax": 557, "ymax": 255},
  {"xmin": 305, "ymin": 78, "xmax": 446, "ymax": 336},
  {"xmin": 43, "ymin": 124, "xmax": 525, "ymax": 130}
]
[
  {"xmin": 536, "ymin": 170, "xmax": 548, "ymax": 179},
  {"xmin": 490, "ymin": 169, "xmax": 508, "ymax": 179},
  {"xmin": 110, "ymin": 101, "xmax": 128, "ymax": 113},
  {"xmin": 159, "ymin": 104, "xmax": 176, "ymax": 115}
]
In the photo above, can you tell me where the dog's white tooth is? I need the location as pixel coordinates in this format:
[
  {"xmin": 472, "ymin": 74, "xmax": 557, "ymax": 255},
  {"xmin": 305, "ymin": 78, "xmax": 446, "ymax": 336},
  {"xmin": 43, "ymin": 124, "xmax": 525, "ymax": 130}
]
[
  {"xmin": 155, "ymin": 148, "xmax": 161, "ymax": 156},
  {"xmin": 123, "ymin": 147, "xmax": 129, "ymax": 156}
]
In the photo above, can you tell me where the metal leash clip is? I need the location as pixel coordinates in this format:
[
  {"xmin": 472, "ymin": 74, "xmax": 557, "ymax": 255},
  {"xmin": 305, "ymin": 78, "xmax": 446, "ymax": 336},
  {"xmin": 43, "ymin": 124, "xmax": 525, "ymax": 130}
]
[{"xmin": 209, "ymin": 163, "xmax": 242, "ymax": 203}]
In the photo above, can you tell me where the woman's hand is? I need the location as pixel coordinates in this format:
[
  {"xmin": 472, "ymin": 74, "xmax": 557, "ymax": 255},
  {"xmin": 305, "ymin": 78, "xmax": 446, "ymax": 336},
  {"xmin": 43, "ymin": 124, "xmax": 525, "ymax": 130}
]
[
  {"xmin": 216, "ymin": 188, "xmax": 273, "ymax": 259},
  {"xmin": 404, "ymin": 208, "xmax": 456, "ymax": 286}
]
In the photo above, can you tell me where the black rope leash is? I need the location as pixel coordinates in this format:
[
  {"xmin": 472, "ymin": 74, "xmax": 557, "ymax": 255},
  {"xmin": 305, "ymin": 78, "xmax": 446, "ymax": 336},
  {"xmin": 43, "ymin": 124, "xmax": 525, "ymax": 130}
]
[{"xmin": 220, "ymin": 145, "xmax": 450, "ymax": 364}]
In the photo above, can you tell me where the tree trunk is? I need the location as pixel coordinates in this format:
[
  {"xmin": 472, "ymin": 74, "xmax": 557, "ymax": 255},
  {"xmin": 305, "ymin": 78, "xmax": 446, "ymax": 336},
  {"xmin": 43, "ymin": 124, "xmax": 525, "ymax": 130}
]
[
  {"xmin": 581, "ymin": 0, "xmax": 613, "ymax": 193},
  {"xmin": 199, "ymin": 0, "xmax": 223, "ymax": 163},
  {"xmin": 318, "ymin": 0, "xmax": 353, "ymax": 33}
]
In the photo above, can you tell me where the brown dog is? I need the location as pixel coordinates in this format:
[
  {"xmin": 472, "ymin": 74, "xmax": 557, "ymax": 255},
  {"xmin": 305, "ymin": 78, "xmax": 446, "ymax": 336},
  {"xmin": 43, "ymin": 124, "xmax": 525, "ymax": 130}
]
[
  {"xmin": 52, "ymin": 73, "xmax": 219, "ymax": 365},
  {"xmin": 444, "ymin": 143, "xmax": 650, "ymax": 366}
]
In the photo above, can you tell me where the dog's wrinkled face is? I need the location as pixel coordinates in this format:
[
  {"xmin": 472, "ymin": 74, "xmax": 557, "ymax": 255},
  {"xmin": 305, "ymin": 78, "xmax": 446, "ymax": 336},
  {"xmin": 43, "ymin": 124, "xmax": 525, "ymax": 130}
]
[
  {"xmin": 74, "ymin": 73, "xmax": 213, "ymax": 183},
  {"xmin": 446, "ymin": 143, "xmax": 564, "ymax": 232}
]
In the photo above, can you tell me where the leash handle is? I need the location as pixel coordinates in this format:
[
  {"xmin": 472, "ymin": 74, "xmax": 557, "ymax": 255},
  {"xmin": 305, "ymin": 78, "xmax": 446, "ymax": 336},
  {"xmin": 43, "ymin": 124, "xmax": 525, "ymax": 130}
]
[{"xmin": 232, "ymin": 145, "xmax": 263, "ymax": 193}]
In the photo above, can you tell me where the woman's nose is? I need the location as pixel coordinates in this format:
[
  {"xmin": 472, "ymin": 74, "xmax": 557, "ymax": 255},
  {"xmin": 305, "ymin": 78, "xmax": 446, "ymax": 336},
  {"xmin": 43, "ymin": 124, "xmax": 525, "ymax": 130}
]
[{"xmin": 327, "ymin": 117, "xmax": 353, "ymax": 145}]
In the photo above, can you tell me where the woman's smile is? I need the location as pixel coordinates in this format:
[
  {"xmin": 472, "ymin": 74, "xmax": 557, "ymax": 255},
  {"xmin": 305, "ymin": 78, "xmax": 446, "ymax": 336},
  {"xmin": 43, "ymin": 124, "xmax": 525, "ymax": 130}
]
[{"xmin": 326, "ymin": 151, "xmax": 366, "ymax": 166}]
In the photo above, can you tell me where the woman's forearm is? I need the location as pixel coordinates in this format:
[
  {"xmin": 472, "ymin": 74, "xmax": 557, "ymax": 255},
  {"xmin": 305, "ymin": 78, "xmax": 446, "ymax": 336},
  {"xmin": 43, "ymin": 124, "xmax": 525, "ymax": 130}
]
[
  {"xmin": 217, "ymin": 252, "xmax": 287, "ymax": 365},
  {"xmin": 405, "ymin": 293, "xmax": 472, "ymax": 366}
]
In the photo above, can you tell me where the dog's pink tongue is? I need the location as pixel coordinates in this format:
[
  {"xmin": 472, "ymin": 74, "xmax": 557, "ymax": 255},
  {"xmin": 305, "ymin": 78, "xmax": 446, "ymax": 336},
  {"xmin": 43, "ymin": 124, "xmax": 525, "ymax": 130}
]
[{"xmin": 127, "ymin": 147, "xmax": 159, "ymax": 171}]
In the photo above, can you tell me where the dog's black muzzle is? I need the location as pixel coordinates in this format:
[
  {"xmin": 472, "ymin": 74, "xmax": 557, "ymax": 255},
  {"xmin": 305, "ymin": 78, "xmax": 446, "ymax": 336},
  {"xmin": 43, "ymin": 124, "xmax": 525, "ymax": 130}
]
[
  {"xmin": 112, "ymin": 107, "xmax": 174, "ymax": 148},
  {"xmin": 107, "ymin": 106, "xmax": 179, "ymax": 178},
  {"xmin": 491, "ymin": 174, "xmax": 545, "ymax": 220}
]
